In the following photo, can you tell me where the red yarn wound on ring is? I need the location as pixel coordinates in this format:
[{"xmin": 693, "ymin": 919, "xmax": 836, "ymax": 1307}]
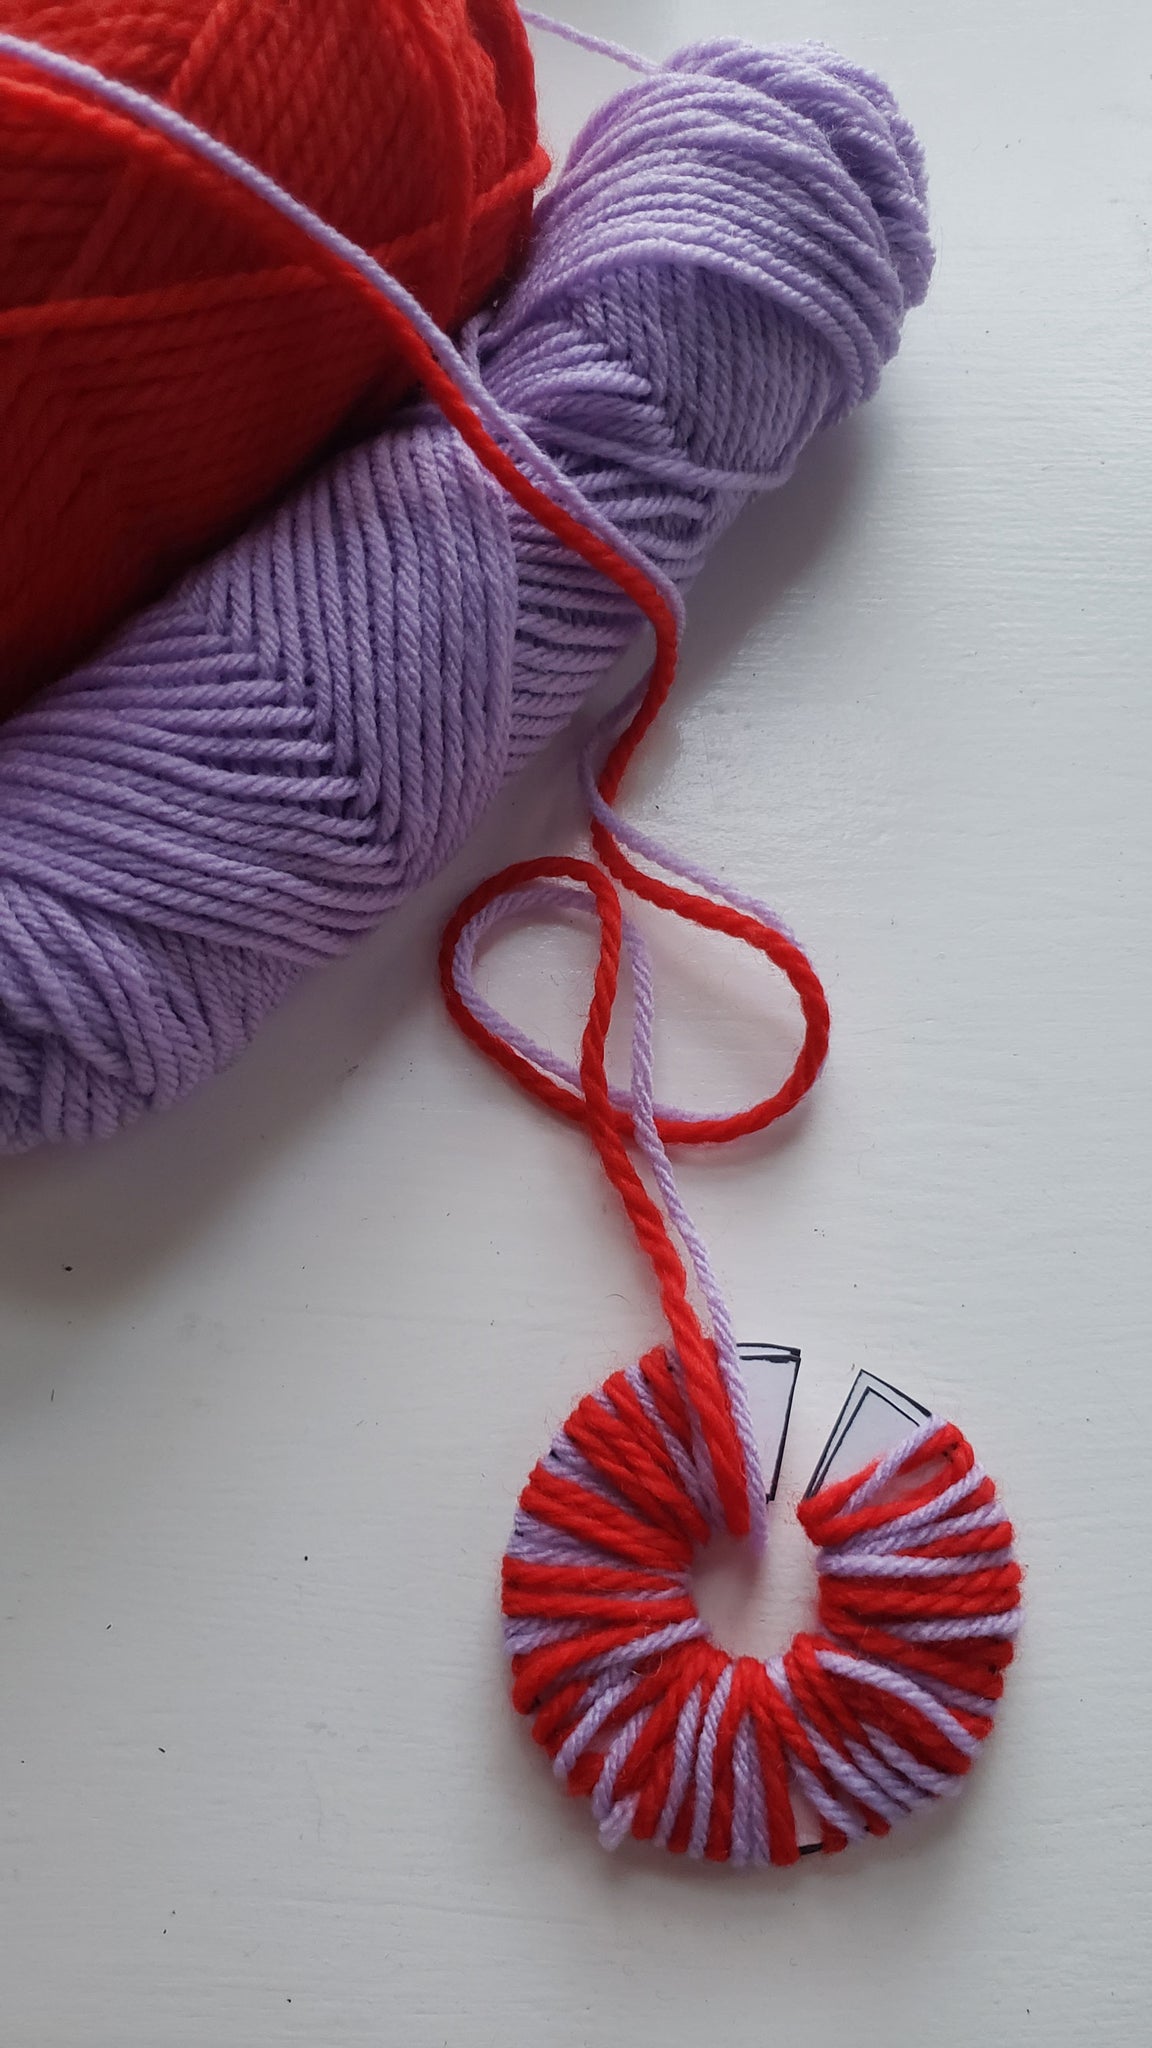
[
  {"xmin": 0, "ymin": 0, "xmax": 546, "ymax": 709},
  {"xmin": 503, "ymin": 1399, "xmax": 1019, "ymax": 1861}
]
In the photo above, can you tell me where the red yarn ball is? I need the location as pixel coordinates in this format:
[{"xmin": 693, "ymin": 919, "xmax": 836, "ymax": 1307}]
[{"xmin": 0, "ymin": 0, "xmax": 545, "ymax": 711}]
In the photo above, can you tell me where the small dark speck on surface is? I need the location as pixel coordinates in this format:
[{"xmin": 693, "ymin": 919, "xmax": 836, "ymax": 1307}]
[
  {"xmin": 158, "ymin": 1747, "xmax": 165, "ymax": 1754},
  {"xmin": 50, "ymin": 1389, "xmax": 54, "ymax": 1402},
  {"xmin": 106, "ymin": 1623, "xmax": 112, "ymax": 1630},
  {"xmin": 304, "ymin": 1555, "xmax": 308, "ymax": 1562},
  {"xmin": 63, "ymin": 1265, "xmax": 72, "ymax": 1273}
]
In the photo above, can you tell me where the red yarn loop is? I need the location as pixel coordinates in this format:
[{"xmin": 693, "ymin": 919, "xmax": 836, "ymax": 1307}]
[{"xmin": 440, "ymin": 853, "xmax": 830, "ymax": 1148}]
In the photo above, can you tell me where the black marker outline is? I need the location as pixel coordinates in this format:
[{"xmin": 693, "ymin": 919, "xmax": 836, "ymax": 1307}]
[{"xmin": 805, "ymin": 1370, "xmax": 928, "ymax": 1498}]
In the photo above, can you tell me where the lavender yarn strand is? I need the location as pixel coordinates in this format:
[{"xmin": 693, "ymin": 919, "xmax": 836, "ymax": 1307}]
[
  {"xmin": 449, "ymin": 872, "xmax": 767, "ymax": 1539},
  {"xmin": 0, "ymin": 35, "xmax": 932, "ymax": 1150}
]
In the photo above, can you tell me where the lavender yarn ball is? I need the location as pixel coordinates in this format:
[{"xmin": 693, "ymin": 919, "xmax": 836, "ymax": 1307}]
[{"xmin": 0, "ymin": 40, "xmax": 932, "ymax": 1151}]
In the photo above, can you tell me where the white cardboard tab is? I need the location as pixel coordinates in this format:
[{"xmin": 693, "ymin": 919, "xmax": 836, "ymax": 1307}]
[
  {"xmin": 805, "ymin": 1371, "xmax": 931, "ymax": 1498},
  {"xmin": 736, "ymin": 1342, "xmax": 801, "ymax": 1500}
]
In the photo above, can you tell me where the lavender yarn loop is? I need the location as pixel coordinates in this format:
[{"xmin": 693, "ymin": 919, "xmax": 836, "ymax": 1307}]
[{"xmin": 0, "ymin": 37, "xmax": 932, "ymax": 1151}]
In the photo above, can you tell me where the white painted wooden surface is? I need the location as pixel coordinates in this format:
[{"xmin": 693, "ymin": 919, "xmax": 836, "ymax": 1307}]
[{"xmin": 1, "ymin": 4, "xmax": 1149, "ymax": 2041}]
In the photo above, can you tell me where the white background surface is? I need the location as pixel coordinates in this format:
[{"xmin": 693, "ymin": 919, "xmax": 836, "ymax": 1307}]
[{"xmin": 2, "ymin": 3, "xmax": 1150, "ymax": 2042}]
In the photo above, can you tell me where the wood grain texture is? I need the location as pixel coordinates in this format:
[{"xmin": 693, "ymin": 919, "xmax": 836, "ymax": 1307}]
[{"xmin": 0, "ymin": 3, "xmax": 1149, "ymax": 2040}]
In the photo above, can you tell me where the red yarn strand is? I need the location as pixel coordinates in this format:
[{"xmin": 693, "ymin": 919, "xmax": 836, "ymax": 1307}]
[{"xmin": 0, "ymin": 0, "xmax": 546, "ymax": 706}]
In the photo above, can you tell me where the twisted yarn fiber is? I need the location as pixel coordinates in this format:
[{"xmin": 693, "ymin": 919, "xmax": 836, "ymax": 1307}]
[
  {"xmin": 0, "ymin": 38, "xmax": 932, "ymax": 1152},
  {"xmin": 0, "ymin": 0, "xmax": 543, "ymax": 707},
  {"xmin": 445, "ymin": 863, "xmax": 1021, "ymax": 1863}
]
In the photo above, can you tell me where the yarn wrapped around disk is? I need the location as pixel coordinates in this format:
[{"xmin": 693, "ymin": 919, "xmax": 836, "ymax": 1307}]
[
  {"xmin": 0, "ymin": 36, "xmax": 933, "ymax": 1152},
  {"xmin": 505, "ymin": 1398, "xmax": 1021, "ymax": 1861},
  {"xmin": 443, "ymin": 859, "xmax": 1021, "ymax": 1863},
  {"xmin": 0, "ymin": 0, "xmax": 543, "ymax": 707}
]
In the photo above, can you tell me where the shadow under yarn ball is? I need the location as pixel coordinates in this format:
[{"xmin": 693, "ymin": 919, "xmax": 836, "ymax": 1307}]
[{"xmin": 0, "ymin": 37, "xmax": 932, "ymax": 1152}]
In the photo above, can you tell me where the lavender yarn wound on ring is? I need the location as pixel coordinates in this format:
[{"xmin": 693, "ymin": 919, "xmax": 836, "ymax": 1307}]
[{"xmin": 0, "ymin": 40, "xmax": 932, "ymax": 1150}]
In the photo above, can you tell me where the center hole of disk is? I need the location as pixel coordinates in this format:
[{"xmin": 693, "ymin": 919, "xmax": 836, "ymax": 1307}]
[{"xmin": 690, "ymin": 1516, "xmax": 814, "ymax": 1663}]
